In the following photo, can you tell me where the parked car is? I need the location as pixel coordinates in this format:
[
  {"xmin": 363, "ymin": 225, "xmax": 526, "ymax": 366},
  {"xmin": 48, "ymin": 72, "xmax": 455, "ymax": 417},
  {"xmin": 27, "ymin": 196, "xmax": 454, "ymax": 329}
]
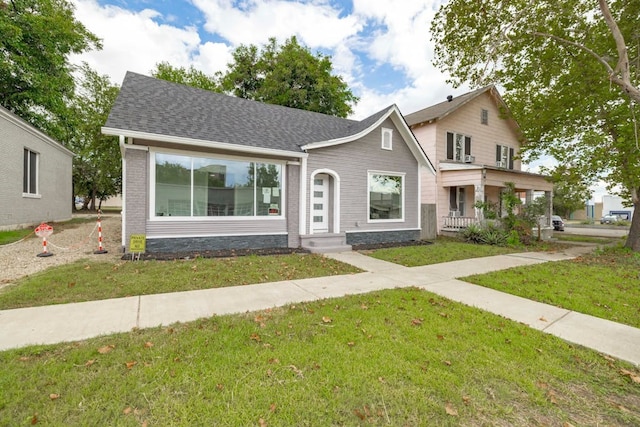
[
  {"xmin": 600, "ymin": 214, "xmax": 619, "ymax": 224},
  {"xmin": 551, "ymin": 215, "xmax": 565, "ymax": 231}
]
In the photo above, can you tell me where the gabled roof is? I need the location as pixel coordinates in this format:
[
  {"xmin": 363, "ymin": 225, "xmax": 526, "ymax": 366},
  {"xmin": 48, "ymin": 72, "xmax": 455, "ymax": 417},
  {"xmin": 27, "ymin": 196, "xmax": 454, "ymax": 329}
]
[
  {"xmin": 104, "ymin": 72, "xmax": 433, "ymax": 169},
  {"xmin": 404, "ymin": 85, "xmax": 511, "ymax": 127}
]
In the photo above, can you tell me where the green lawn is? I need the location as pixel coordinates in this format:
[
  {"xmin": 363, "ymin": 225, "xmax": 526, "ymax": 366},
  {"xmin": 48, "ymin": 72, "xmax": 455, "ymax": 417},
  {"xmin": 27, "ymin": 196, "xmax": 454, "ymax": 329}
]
[
  {"xmin": 1, "ymin": 288, "xmax": 639, "ymax": 426},
  {"xmin": 463, "ymin": 246, "xmax": 640, "ymax": 328},
  {"xmin": 363, "ymin": 238, "xmax": 562, "ymax": 267},
  {"xmin": 0, "ymin": 254, "xmax": 361, "ymax": 310}
]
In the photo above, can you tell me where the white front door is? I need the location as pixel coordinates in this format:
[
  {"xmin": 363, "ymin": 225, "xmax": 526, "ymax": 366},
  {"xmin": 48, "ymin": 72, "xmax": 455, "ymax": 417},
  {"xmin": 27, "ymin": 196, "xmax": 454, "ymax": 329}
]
[{"xmin": 312, "ymin": 174, "xmax": 329, "ymax": 233}]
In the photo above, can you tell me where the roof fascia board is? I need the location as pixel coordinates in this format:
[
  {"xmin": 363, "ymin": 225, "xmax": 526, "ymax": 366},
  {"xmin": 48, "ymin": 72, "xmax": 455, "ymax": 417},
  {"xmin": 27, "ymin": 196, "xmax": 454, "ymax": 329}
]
[
  {"xmin": 300, "ymin": 107, "xmax": 395, "ymax": 150},
  {"xmin": 102, "ymin": 127, "xmax": 308, "ymax": 159}
]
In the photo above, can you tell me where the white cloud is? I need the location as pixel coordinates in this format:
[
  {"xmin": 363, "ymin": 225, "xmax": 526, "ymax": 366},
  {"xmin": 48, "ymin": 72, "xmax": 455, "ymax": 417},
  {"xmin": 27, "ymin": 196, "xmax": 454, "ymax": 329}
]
[
  {"xmin": 191, "ymin": 0, "xmax": 362, "ymax": 48},
  {"xmin": 71, "ymin": 0, "xmax": 205, "ymax": 84}
]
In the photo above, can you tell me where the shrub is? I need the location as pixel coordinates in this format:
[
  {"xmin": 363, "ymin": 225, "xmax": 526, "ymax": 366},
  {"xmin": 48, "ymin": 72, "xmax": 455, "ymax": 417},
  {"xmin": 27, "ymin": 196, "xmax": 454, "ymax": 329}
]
[{"xmin": 461, "ymin": 223, "xmax": 484, "ymax": 244}]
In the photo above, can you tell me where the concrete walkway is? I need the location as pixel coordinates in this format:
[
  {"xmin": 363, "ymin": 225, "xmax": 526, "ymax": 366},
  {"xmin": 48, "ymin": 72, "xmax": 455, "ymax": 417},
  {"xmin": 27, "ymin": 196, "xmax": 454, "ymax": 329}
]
[{"xmin": 1, "ymin": 245, "xmax": 638, "ymax": 367}]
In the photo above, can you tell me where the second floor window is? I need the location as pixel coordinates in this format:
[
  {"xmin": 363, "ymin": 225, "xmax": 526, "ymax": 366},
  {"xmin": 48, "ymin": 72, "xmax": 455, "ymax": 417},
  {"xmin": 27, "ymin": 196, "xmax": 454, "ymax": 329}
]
[
  {"xmin": 496, "ymin": 144, "xmax": 514, "ymax": 169},
  {"xmin": 446, "ymin": 132, "xmax": 471, "ymax": 161}
]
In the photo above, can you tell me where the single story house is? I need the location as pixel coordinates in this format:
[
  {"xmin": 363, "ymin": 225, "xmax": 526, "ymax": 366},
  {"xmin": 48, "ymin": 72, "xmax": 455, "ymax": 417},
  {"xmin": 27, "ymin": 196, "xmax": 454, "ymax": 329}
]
[
  {"xmin": 0, "ymin": 106, "xmax": 73, "ymax": 231},
  {"xmin": 103, "ymin": 72, "xmax": 435, "ymax": 253}
]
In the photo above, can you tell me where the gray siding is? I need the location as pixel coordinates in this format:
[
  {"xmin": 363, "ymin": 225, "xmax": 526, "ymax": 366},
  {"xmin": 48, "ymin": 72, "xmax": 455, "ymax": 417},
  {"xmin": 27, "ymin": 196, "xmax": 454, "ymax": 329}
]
[
  {"xmin": 305, "ymin": 118, "xmax": 421, "ymax": 236},
  {"xmin": 0, "ymin": 109, "xmax": 73, "ymax": 230}
]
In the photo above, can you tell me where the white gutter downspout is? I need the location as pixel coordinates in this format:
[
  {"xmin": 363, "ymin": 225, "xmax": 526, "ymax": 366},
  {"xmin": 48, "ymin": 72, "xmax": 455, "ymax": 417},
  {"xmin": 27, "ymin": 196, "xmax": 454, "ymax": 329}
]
[{"xmin": 119, "ymin": 136, "xmax": 126, "ymax": 249}]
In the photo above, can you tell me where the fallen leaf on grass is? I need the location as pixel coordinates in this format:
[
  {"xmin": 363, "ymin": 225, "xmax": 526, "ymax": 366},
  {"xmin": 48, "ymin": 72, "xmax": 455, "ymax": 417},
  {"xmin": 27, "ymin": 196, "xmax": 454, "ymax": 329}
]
[
  {"xmin": 19, "ymin": 356, "xmax": 30, "ymax": 362},
  {"xmin": 411, "ymin": 318, "xmax": 422, "ymax": 326},
  {"xmin": 85, "ymin": 359, "xmax": 96, "ymax": 367},
  {"xmin": 259, "ymin": 418, "xmax": 267, "ymax": 427},
  {"xmin": 462, "ymin": 396, "xmax": 471, "ymax": 405},
  {"xmin": 443, "ymin": 360, "xmax": 452, "ymax": 366},
  {"xmin": 445, "ymin": 402, "xmax": 458, "ymax": 416},
  {"xmin": 322, "ymin": 316, "xmax": 332, "ymax": 323},
  {"xmin": 97, "ymin": 345, "xmax": 115, "ymax": 354},
  {"xmin": 269, "ymin": 403, "xmax": 277, "ymax": 412},
  {"xmin": 123, "ymin": 407, "xmax": 133, "ymax": 415},
  {"xmin": 563, "ymin": 422, "xmax": 576, "ymax": 427},
  {"xmin": 250, "ymin": 333, "xmax": 261, "ymax": 342},
  {"xmin": 31, "ymin": 414, "xmax": 38, "ymax": 425},
  {"xmin": 68, "ymin": 282, "xmax": 75, "ymax": 288},
  {"xmin": 620, "ymin": 369, "xmax": 640, "ymax": 383},
  {"xmin": 49, "ymin": 393, "xmax": 60, "ymax": 400},
  {"xmin": 125, "ymin": 361, "xmax": 137, "ymax": 369}
]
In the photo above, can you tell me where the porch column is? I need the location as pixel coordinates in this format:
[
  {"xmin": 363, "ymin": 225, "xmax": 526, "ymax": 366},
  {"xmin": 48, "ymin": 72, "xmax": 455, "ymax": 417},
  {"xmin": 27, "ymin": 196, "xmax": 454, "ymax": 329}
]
[
  {"xmin": 546, "ymin": 191, "xmax": 553, "ymax": 227},
  {"xmin": 525, "ymin": 189, "xmax": 534, "ymax": 205},
  {"xmin": 474, "ymin": 184, "xmax": 485, "ymax": 221}
]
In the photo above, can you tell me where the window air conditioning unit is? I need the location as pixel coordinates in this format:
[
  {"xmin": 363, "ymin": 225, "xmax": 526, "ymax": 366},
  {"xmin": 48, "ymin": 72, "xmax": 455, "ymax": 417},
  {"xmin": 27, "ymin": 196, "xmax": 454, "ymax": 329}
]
[
  {"xmin": 496, "ymin": 161, "xmax": 506, "ymax": 168},
  {"xmin": 464, "ymin": 155, "xmax": 475, "ymax": 163}
]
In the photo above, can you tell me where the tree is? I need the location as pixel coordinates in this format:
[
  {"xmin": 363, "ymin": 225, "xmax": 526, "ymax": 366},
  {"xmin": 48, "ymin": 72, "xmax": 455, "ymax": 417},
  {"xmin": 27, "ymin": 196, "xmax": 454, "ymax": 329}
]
[
  {"xmin": 0, "ymin": 0, "xmax": 101, "ymax": 143},
  {"xmin": 538, "ymin": 165, "xmax": 593, "ymax": 218},
  {"xmin": 151, "ymin": 62, "xmax": 221, "ymax": 92},
  {"xmin": 68, "ymin": 64, "xmax": 121, "ymax": 210},
  {"xmin": 431, "ymin": 0, "xmax": 640, "ymax": 251},
  {"xmin": 220, "ymin": 36, "xmax": 358, "ymax": 118}
]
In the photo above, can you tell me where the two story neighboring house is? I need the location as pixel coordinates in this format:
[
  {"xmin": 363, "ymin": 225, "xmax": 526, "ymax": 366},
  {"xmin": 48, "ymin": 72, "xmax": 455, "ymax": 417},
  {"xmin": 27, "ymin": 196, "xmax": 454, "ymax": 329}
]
[{"xmin": 405, "ymin": 85, "xmax": 553, "ymax": 234}]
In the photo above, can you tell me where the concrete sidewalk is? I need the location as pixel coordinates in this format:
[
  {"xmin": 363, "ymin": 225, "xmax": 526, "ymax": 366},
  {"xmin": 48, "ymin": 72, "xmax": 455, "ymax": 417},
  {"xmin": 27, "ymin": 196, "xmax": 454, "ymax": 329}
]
[{"xmin": 1, "ymin": 246, "xmax": 638, "ymax": 366}]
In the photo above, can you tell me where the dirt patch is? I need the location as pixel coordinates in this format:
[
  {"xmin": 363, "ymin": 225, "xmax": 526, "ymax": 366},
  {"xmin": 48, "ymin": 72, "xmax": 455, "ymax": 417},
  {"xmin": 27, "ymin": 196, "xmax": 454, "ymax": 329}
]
[{"xmin": 0, "ymin": 214, "xmax": 122, "ymax": 285}]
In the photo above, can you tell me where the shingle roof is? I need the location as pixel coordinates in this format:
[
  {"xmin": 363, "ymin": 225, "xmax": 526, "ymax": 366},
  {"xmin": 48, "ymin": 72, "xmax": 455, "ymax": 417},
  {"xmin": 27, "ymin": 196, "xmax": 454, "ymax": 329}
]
[
  {"xmin": 404, "ymin": 86, "xmax": 494, "ymax": 126},
  {"xmin": 104, "ymin": 72, "xmax": 393, "ymax": 153}
]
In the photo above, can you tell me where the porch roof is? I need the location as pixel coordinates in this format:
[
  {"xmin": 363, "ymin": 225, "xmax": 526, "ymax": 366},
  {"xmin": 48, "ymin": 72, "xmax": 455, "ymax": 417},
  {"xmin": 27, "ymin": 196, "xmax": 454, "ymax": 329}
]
[{"xmin": 439, "ymin": 163, "xmax": 553, "ymax": 191}]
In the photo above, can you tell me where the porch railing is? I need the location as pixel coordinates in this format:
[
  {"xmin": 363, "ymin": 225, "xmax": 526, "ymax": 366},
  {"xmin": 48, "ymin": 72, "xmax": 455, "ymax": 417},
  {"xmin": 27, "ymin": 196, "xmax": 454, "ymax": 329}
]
[{"xmin": 442, "ymin": 216, "xmax": 478, "ymax": 230}]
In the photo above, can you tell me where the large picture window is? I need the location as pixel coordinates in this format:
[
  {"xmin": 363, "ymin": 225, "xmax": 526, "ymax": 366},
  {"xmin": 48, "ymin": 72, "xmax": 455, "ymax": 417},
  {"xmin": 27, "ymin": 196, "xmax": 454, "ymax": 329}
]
[
  {"xmin": 154, "ymin": 153, "xmax": 283, "ymax": 218},
  {"xmin": 368, "ymin": 172, "xmax": 404, "ymax": 221},
  {"xmin": 23, "ymin": 148, "xmax": 38, "ymax": 195}
]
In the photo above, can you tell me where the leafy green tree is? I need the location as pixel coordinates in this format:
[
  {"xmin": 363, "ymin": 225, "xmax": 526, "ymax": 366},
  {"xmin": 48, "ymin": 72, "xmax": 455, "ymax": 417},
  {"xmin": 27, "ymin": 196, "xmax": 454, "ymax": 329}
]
[
  {"xmin": 69, "ymin": 64, "xmax": 121, "ymax": 210},
  {"xmin": 151, "ymin": 62, "xmax": 221, "ymax": 92},
  {"xmin": 0, "ymin": 0, "xmax": 101, "ymax": 142},
  {"xmin": 540, "ymin": 165, "xmax": 593, "ymax": 218},
  {"xmin": 431, "ymin": 0, "xmax": 640, "ymax": 250},
  {"xmin": 220, "ymin": 36, "xmax": 358, "ymax": 117}
]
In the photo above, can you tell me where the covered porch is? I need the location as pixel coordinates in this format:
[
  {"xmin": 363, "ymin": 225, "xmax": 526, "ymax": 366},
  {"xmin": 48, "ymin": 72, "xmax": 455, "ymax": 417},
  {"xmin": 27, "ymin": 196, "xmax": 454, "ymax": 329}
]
[{"xmin": 438, "ymin": 165, "xmax": 554, "ymax": 232}]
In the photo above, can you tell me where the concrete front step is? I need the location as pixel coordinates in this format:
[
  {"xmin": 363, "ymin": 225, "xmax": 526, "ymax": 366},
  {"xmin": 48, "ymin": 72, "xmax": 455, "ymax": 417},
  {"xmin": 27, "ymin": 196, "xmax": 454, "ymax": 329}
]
[{"xmin": 300, "ymin": 233, "xmax": 352, "ymax": 254}]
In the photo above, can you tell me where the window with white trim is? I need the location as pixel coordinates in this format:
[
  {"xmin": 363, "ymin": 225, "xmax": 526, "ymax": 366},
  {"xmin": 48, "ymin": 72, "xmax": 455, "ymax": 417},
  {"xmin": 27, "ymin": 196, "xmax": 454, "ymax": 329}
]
[
  {"xmin": 23, "ymin": 148, "xmax": 38, "ymax": 195},
  {"xmin": 381, "ymin": 128, "xmax": 393, "ymax": 150},
  {"xmin": 153, "ymin": 152, "xmax": 283, "ymax": 217},
  {"xmin": 368, "ymin": 172, "xmax": 404, "ymax": 221}
]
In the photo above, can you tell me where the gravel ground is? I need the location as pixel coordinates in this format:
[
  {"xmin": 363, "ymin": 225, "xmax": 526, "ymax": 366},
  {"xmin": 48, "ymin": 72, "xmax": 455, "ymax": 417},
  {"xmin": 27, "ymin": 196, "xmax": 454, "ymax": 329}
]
[{"xmin": 0, "ymin": 214, "xmax": 123, "ymax": 286}]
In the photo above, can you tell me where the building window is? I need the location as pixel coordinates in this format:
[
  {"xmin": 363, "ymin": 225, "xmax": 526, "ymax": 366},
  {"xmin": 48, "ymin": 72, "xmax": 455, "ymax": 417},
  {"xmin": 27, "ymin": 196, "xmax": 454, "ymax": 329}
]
[
  {"xmin": 368, "ymin": 172, "xmax": 404, "ymax": 221},
  {"xmin": 23, "ymin": 148, "xmax": 38, "ymax": 195},
  {"xmin": 495, "ymin": 144, "xmax": 515, "ymax": 169},
  {"xmin": 481, "ymin": 109, "xmax": 489, "ymax": 125},
  {"xmin": 446, "ymin": 132, "xmax": 472, "ymax": 161},
  {"xmin": 154, "ymin": 153, "xmax": 283, "ymax": 218},
  {"xmin": 381, "ymin": 128, "xmax": 393, "ymax": 150}
]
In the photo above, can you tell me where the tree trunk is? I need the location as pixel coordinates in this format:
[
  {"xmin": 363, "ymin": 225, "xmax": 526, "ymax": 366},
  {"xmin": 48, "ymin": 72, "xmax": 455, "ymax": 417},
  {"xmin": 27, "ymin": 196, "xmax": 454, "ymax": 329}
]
[{"xmin": 624, "ymin": 199, "xmax": 640, "ymax": 251}]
